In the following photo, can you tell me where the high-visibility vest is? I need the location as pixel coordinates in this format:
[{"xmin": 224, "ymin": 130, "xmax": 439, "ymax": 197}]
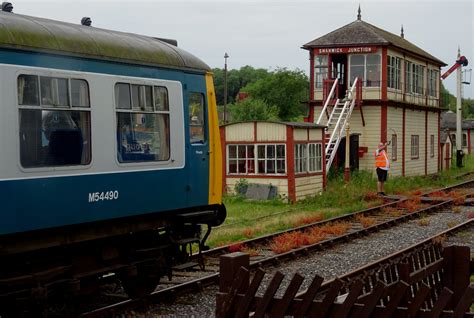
[{"xmin": 375, "ymin": 150, "xmax": 389, "ymax": 169}]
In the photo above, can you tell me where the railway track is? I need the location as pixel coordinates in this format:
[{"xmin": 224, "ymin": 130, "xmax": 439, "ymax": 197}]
[{"xmin": 81, "ymin": 179, "xmax": 474, "ymax": 317}]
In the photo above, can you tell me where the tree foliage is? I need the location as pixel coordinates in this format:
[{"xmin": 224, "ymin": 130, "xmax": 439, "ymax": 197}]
[
  {"xmin": 241, "ymin": 68, "xmax": 309, "ymax": 121},
  {"xmin": 213, "ymin": 66, "xmax": 270, "ymax": 105},
  {"xmin": 228, "ymin": 98, "xmax": 279, "ymax": 122},
  {"xmin": 440, "ymin": 82, "xmax": 474, "ymax": 118}
]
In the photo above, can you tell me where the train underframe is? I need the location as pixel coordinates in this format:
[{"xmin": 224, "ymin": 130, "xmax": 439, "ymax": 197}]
[{"xmin": 0, "ymin": 204, "xmax": 226, "ymax": 316}]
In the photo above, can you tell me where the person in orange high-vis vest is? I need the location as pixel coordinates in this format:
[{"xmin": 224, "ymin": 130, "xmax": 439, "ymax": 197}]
[{"xmin": 375, "ymin": 142, "xmax": 390, "ymax": 196}]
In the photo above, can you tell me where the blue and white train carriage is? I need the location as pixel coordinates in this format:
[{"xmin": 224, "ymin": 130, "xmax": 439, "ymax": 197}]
[{"xmin": 0, "ymin": 6, "xmax": 225, "ymax": 308}]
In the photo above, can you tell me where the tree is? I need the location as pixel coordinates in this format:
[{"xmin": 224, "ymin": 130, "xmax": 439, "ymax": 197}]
[
  {"xmin": 241, "ymin": 68, "xmax": 309, "ymax": 121},
  {"xmin": 212, "ymin": 66, "xmax": 270, "ymax": 105},
  {"xmin": 228, "ymin": 98, "xmax": 279, "ymax": 122}
]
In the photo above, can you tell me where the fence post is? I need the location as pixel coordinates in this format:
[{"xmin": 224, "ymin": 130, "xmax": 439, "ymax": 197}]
[
  {"xmin": 442, "ymin": 245, "xmax": 470, "ymax": 309},
  {"xmin": 219, "ymin": 252, "xmax": 250, "ymax": 293},
  {"xmin": 216, "ymin": 252, "xmax": 250, "ymax": 318}
]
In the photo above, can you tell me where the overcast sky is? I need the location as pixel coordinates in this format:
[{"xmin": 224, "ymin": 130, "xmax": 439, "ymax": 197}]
[{"xmin": 9, "ymin": 0, "xmax": 474, "ymax": 98}]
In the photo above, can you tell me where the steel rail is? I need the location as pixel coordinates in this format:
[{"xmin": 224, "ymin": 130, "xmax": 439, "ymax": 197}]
[{"xmin": 80, "ymin": 179, "xmax": 474, "ymax": 317}]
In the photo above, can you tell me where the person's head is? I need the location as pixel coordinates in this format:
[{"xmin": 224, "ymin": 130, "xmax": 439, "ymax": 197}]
[{"xmin": 378, "ymin": 142, "xmax": 386, "ymax": 150}]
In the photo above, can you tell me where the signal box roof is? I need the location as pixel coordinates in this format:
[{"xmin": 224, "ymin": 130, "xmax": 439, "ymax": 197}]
[
  {"xmin": 303, "ymin": 19, "xmax": 446, "ymax": 66},
  {"xmin": 0, "ymin": 11, "xmax": 210, "ymax": 72}
]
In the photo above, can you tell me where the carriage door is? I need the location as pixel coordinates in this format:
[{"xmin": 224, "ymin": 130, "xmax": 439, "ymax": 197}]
[
  {"xmin": 186, "ymin": 90, "xmax": 209, "ymax": 206},
  {"xmin": 332, "ymin": 54, "xmax": 347, "ymax": 99}
]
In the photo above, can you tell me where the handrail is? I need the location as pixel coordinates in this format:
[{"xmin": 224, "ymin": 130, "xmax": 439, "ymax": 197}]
[
  {"xmin": 326, "ymin": 98, "xmax": 340, "ymax": 128},
  {"xmin": 316, "ymin": 78, "xmax": 339, "ymax": 125},
  {"xmin": 325, "ymin": 78, "xmax": 359, "ymax": 172}
]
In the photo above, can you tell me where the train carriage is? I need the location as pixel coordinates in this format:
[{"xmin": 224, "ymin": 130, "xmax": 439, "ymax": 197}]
[{"xmin": 0, "ymin": 8, "xmax": 225, "ymax": 313}]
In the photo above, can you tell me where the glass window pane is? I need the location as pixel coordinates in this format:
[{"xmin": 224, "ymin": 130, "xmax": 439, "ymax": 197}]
[
  {"xmin": 18, "ymin": 75, "xmax": 39, "ymax": 105},
  {"xmin": 40, "ymin": 77, "xmax": 54, "ymax": 106},
  {"xmin": 131, "ymin": 84, "xmax": 141, "ymax": 110},
  {"xmin": 315, "ymin": 55, "xmax": 328, "ymax": 67},
  {"xmin": 238, "ymin": 145, "xmax": 246, "ymax": 158},
  {"xmin": 228, "ymin": 145, "xmax": 237, "ymax": 159},
  {"xmin": 266, "ymin": 160, "xmax": 275, "ymax": 174},
  {"xmin": 258, "ymin": 145, "xmax": 265, "ymax": 158},
  {"xmin": 267, "ymin": 145, "xmax": 275, "ymax": 159},
  {"xmin": 57, "ymin": 78, "xmax": 69, "ymax": 106},
  {"xmin": 366, "ymin": 65, "xmax": 380, "ymax": 87},
  {"xmin": 144, "ymin": 86, "xmax": 153, "ymax": 111},
  {"xmin": 154, "ymin": 86, "xmax": 169, "ymax": 111},
  {"xmin": 248, "ymin": 145, "xmax": 255, "ymax": 158},
  {"xmin": 366, "ymin": 54, "xmax": 380, "ymax": 65},
  {"xmin": 237, "ymin": 160, "xmax": 246, "ymax": 173},
  {"xmin": 229, "ymin": 160, "xmax": 237, "ymax": 173},
  {"xmin": 258, "ymin": 160, "xmax": 265, "ymax": 173},
  {"xmin": 115, "ymin": 83, "xmax": 131, "ymax": 109},
  {"xmin": 350, "ymin": 55, "xmax": 364, "ymax": 65},
  {"xmin": 71, "ymin": 79, "xmax": 90, "ymax": 107},
  {"xmin": 189, "ymin": 92, "xmax": 206, "ymax": 144},
  {"xmin": 19, "ymin": 109, "xmax": 91, "ymax": 167},
  {"xmin": 277, "ymin": 159, "xmax": 285, "ymax": 173},
  {"xmin": 117, "ymin": 113, "xmax": 170, "ymax": 162},
  {"xmin": 277, "ymin": 145, "xmax": 285, "ymax": 158}
]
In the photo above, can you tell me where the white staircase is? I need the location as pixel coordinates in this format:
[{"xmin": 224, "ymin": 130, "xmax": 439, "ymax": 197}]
[{"xmin": 316, "ymin": 78, "xmax": 360, "ymax": 174}]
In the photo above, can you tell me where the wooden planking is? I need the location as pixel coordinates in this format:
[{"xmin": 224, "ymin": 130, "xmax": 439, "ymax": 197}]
[
  {"xmin": 348, "ymin": 106, "xmax": 381, "ymax": 172},
  {"xmin": 256, "ymin": 122, "xmax": 286, "ymax": 142},
  {"xmin": 405, "ymin": 109, "xmax": 426, "ymax": 176},
  {"xmin": 387, "ymin": 107, "xmax": 403, "ymax": 176},
  {"xmin": 226, "ymin": 122, "xmax": 254, "ymax": 142},
  {"xmin": 427, "ymin": 111, "xmax": 439, "ymax": 174},
  {"xmin": 294, "ymin": 175, "xmax": 323, "ymax": 201},
  {"xmin": 293, "ymin": 128, "xmax": 308, "ymax": 141},
  {"xmin": 309, "ymin": 129, "xmax": 321, "ymax": 140},
  {"xmin": 225, "ymin": 177, "xmax": 288, "ymax": 198}
]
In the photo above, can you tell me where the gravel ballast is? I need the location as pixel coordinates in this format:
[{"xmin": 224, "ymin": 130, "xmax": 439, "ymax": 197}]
[{"xmin": 124, "ymin": 207, "xmax": 473, "ymax": 317}]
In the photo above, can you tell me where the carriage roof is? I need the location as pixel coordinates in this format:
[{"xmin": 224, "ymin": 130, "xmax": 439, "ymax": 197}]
[{"xmin": 0, "ymin": 11, "xmax": 210, "ymax": 72}]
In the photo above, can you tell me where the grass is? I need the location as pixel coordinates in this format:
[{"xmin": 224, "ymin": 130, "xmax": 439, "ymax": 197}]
[{"xmin": 206, "ymin": 156, "xmax": 474, "ymax": 248}]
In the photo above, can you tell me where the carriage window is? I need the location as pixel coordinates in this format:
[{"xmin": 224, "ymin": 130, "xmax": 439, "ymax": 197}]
[
  {"xmin": 17, "ymin": 75, "xmax": 91, "ymax": 168},
  {"xmin": 71, "ymin": 79, "xmax": 90, "ymax": 107},
  {"xmin": 18, "ymin": 75, "xmax": 40, "ymax": 105},
  {"xmin": 115, "ymin": 83, "xmax": 170, "ymax": 163},
  {"xmin": 189, "ymin": 92, "xmax": 205, "ymax": 144}
]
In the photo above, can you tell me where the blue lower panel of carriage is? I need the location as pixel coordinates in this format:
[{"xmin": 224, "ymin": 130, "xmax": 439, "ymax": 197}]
[{"xmin": 0, "ymin": 169, "xmax": 209, "ymax": 235}]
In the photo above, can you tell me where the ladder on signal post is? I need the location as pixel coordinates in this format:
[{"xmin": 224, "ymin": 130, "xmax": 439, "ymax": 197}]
[{"xmin": 316, "ymin": 77, "xmax": 361, "ymax": 174}]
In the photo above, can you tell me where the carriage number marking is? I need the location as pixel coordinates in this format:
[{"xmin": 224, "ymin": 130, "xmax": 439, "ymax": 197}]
[{"xmin": 88, "ymin": 191, "xmax": 119, "ymax": 203}]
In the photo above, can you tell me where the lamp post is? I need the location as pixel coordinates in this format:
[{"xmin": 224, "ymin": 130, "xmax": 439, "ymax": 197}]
[{"xmin": 223, "ymin": 52, "xmax": 229, "ymax": 123}]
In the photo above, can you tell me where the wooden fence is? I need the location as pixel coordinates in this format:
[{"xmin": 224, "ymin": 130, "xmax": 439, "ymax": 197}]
[{"xmin": 216, "ymin": 245, "xmax": 474, "ymax": 317}]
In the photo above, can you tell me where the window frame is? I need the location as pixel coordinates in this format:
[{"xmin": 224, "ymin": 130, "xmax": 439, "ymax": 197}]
[
  {"xmin": 430, "ymin": 134, "xmax": 435, "ymax": 157},
  {"xmin": 314, "ymin": 55, "xmax": 329, "ymax": 89},
  {"xmin": 188, "ymin": 92, "xmax": 207, "ymax": 145},
  {"xmin": 387, "ymin": 55, "xmax": 401, "ymax": 90},
  {"xmin": 17, "ymin": 73, "xmax": 92, "ymax": 170},
  {"xmin": 226, "ymin": 143, "xmax": 286, "ymax": 176},
  {"xmin": 114, "ymin": 82, "xmax": 171, "ymax": 164},
  {"xmin": 391, "ymin": 134, "xmax": 397, "ymax": 161},
  {"xmin": 411, "ymin": 135, "xmax": 419, "ymax": 159},
  {"xmin": 349, "ymin": 53, "xmax": 381, "ymax": 87},
  {"xmin": 295, "ymin": 142, "xmax": 323, "ymax": 174}
]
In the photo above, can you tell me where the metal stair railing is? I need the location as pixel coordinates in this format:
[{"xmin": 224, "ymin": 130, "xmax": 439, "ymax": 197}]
[
  {"xmin": 316, "ymin": 77, "xmax": 339, "ymax": 125},
  {"xmin": 325, "ymin": 78, "xmax": 359, "ymax": 174}
]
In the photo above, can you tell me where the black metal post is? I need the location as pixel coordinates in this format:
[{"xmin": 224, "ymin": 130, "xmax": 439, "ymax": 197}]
[{"xmin": 223, "ymin": 52, "xmax": 229, "ymax": 123}]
